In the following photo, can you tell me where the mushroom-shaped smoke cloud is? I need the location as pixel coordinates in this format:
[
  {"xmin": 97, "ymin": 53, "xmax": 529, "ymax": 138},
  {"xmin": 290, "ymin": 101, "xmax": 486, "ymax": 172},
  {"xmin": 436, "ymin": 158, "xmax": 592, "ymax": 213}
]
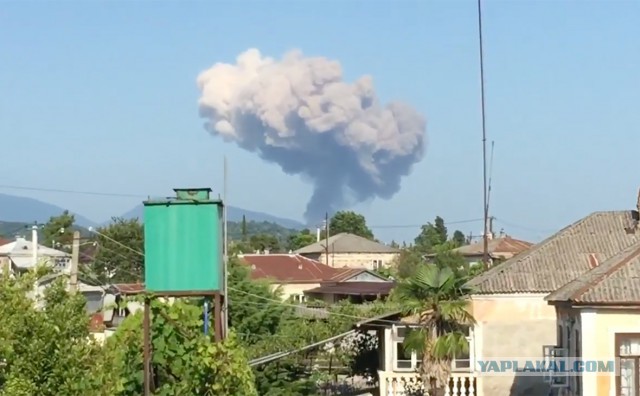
[{"xmin": 197, "ymin": 49, "xmax": 426, "ymax": 225}]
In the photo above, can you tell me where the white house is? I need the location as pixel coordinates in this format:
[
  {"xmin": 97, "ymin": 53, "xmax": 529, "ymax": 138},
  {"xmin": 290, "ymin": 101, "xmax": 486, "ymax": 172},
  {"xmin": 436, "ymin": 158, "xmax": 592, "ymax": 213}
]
[{"xmin": 0, "ymin": 236, "xmax": 70, "ymax": 273}]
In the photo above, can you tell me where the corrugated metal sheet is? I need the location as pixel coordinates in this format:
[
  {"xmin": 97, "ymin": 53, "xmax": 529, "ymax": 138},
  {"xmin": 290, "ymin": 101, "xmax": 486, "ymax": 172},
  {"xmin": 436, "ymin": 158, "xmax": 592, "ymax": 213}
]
[{"xmin": 466, "ymin": 211, "xmax": 640, "ymax": 294}]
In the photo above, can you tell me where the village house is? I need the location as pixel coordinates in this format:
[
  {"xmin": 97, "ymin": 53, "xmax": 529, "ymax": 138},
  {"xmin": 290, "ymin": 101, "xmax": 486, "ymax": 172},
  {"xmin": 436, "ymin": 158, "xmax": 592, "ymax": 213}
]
[
  {"xmin": 32, "ymin": 272, "xmax": 106, "ymax": 313},
  {"xmin": 240, "ymin": 253, "xmax": 395, "ymax": 304},
  {"xmin": 0, "ymin": 236, "xmax": 70, "ymax": 274},
  {"xmin": 465, "ymin": 209, "xmax": 640, "ymax": 396},
  {"xmin": 428, "ymin": 234, "xmax": 532, "ymax": 267},
  {"xmin": 294, "ymin": 232, "xmax": 400, "ymax": 271},
  {"xmin": 545, "ymin": 240, "xmax": 640, "ymax": 396}
]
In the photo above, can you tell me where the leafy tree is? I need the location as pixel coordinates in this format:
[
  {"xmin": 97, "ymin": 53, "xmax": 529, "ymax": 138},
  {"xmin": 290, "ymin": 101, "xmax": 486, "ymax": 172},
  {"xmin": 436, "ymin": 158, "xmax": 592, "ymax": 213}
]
[
  {"xmin": 249, "ymin": 233, "xmax": 280, "ymax": 252},
  {"xmin": 395, "ymin": 264, "xmax": 475, "ymax": 396},
  {"xmin": 0, "ymin": 272, "xmax": 102, "ymax": 396},
  {"xmin": 42, "ymin": 210, "xmax": 75, "ymax": 250},
  {"xmin": 429, "ymin": 242, "xmax": 468, "ymax": 278},
  {"xmin": 91, "ymin": 299, "xmax": 258, "ymax": 395},
  {"xmin": 414, "ymin": 216, "xmax": 447, "ymax": 253},
  {"xmin": 91, "ymin": 217, "xmax": 144, "ymax": 283},
  {"xmin": 394, "ymin": 248, "xmax": 424, "ymax": 279},
  {"xmin": 451, "ymin": 230, "xmax": 467, "ymax": 247},
  {"xmin": 286, "ymin": 229, "xmax": 316, "ymax": 251},
  {"xmin": 241, "ymin": 215, "xmax": 248, "ymax": 241},
  {"xmin": 227, "ymin": 257, "xmax": 290, "ymax": 344},
  {"xmin": 328, "ymin": 211, "xmax": 374, "ymax": 240},
  {"xmin": 226, "ymin": 220, "xmax": 296, "ymax": 248}
]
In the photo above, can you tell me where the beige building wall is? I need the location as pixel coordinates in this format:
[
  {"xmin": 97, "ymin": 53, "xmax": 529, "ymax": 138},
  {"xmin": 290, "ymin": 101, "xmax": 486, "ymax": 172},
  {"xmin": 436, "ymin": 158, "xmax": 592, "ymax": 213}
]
[
  {"xmin": 572, "ymin": 309, "xmax": 640, "ymax": 396},
  {"xmin": 471, "ymin": 293, "xmax": 557, "ymax": 396},
  {"xmin": 271, "ymin": 282, "xmax": 320, "ymax": 301},
  {"xmin": 315, "ymin": 252, "xmax": 399, "ymax": 270}
]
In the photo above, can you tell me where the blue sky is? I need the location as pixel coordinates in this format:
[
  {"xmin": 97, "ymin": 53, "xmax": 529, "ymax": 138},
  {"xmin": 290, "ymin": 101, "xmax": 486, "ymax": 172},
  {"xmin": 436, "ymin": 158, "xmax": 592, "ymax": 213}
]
[{"xmin": 1, "ymin": 0, "xmax": 639, "ymax": 244}]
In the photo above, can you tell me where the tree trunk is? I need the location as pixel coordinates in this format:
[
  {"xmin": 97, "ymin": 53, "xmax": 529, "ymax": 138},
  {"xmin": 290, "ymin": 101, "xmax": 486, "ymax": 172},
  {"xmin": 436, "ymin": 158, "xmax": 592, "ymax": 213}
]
[{"xmin": 429, "ymin": 378, "xmax": 446, "ymax": 396}]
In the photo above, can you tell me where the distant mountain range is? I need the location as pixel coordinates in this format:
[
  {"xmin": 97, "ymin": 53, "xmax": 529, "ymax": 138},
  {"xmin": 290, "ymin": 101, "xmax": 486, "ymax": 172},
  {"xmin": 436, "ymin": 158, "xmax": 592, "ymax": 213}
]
[
  {"xmin": 0, "ymin": 193, "xmax": 98, "ymax": 227},
  {"xmin": 119, "ymin": 204, "xmax": 304, "ymax": 229},
  {"xmin": 0, "ymin": 193, "xmax": 305, "ymax": 231}
]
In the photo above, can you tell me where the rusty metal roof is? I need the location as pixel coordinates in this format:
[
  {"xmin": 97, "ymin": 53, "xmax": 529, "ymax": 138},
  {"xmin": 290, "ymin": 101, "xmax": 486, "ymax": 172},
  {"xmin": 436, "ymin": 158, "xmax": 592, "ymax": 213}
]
[
  {"xmin": 242, "ymin": 254, "xmax": 337, "ymax": 283},
  {"xmin": 546, "ymin": 241, "xmax": 640, "ymax": 305},
  {"xmin": 466, "ymin": 211, "xmax": 640, "ymax": 294}
]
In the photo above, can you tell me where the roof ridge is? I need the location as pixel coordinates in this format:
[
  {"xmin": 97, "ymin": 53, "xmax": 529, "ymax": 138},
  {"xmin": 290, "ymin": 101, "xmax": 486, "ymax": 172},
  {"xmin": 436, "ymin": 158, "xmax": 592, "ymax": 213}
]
[
  {"xmin": 573, "ymin": 243, "xmax": 640, "ymax": 301},
  {"xmin": 546, "ymin": 241, "xmax": 640, "ymax": 302},
  {"xmin": 467, "ymin": 211, "xmax": 606, "ymax": 289}
]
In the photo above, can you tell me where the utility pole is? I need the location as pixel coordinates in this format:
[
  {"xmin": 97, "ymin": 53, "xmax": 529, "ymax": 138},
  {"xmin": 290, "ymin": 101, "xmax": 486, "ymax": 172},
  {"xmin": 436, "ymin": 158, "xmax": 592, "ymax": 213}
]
[
  {"xmin": 477, "ymin": 0, "xmax": 490, "ymax": 270},
  {"xmin": 324, "ymin": 212, "xmax": 329, "ymax": 267},
  {"xmin": 69, "ymin": 231, "xmax": 80, "ymax": 294}
]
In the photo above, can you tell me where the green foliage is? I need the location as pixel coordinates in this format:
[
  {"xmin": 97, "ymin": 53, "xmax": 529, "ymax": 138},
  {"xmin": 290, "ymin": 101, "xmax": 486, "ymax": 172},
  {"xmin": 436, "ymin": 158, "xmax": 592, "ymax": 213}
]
[
  {"xmin": 395, "ymin": 264, "xmax": 475, "ymax": 394},
  {"xmin": 394, "ymin": 248, "xmax": 425, "ymax": 279},
  {"xmin": 92, "ymin": 299, "xmax": 257, "ymax": 396},
  {"xmin": 0, "ymin": 273, "xmax": 101, "ymax": 396},
  {"xmin": 42, "ymin": 210, "xmax": 75, "ymax": 250},
  {"xmin": 227, "ymin": 257, "xmax": 291, "ymax": 345},
  {"xmin": 414, "ymin": 216, "xmax": 448, "ymax": 253},
  {"xmin": 91, "ymin": 217, "xmax": 144, "ymax": 283},
  {"xmin": 286, "ymin": 229, "xmax": 316, "ymax": 251},
  {"xmin": 328, "ymin": 211, "xmax": 374, "ymax": 240},
  {"xmin": 451, "ymin": 230, "xmax": 467, "ymax": 247},
  {"xmin": 227, "ymin": 220, "xmax": 297, "ymax": 246}
]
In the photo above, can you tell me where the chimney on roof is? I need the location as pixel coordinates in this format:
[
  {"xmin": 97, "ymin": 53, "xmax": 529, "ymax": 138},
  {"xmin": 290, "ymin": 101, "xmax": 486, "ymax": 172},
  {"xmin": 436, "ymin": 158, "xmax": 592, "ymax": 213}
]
[
  {"xmin": 316, "ymin": 227, "xmax": 321, "ymax": 242},
  {"xmin": 264, "ymin": 248, "xmax": 270, "ymax": 255},
  {"xmin": 298, "ymin": 263, "xmax": 303, "ymax": 270},
  {"xmin": 627, "ymin": 188, "xmax": 640, "ymax": 233}
]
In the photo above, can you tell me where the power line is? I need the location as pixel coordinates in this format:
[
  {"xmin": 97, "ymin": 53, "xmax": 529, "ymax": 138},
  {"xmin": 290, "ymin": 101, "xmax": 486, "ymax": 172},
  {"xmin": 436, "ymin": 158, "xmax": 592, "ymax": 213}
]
[
  {"xmin": 0, "ymin": 184, "xmax": 147, "ymax": 198},
  {"xmin": 0, "ymin": 183, "xmax": 487, "ymax": 230},
  {"xmin": 369, "ymin": 218, "xmax": 484, "ymax": 229}
]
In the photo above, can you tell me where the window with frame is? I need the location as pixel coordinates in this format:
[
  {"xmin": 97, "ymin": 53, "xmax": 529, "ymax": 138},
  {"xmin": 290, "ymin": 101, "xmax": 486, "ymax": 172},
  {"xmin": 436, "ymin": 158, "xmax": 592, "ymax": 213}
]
[
  {"xmin": 392, "ymin": 325, "xmax": 471, "ymax": 372},
  {"xmin": 392, "ymin": 326, "xmax": 422, "ymax": 371},
  {"xmin": 372, "ymin": 259, "xmax": 383, "ymax": 270},
  {"xmin": 616, "ymin": 333, "xmax": 640, "ymax": 396},
  {"xmin": 291, "ymin": 294, "xmax": 307, "ymax": 304},
  {"xmin": 452, "ymin": 326, "xmax": 472, "ymax": 371}
]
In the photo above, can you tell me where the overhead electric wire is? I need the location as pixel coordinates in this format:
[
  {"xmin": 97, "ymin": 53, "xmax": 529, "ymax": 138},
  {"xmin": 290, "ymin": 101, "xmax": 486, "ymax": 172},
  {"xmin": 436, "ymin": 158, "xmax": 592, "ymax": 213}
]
[{"xmin": 0, "ymin": 182, "xmax": 487, "ymax": 230}]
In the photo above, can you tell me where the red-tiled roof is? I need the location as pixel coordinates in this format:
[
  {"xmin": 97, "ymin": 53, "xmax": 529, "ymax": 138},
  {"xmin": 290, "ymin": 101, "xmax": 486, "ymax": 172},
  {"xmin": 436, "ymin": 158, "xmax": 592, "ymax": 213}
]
[
  {"xmin": 241, "ymin": 254, "xmax": 338, "ymax": 283},
  {"xmin": 0, "ymin": 238, "xmax": 11, "ymax": 247},
  {"xmin": 304, "ymin": 281, "xmax": 396, "ymax": 296},
  {"xmin": 112, "ymin": 283, "xmax": 145, "ymax": 294}
]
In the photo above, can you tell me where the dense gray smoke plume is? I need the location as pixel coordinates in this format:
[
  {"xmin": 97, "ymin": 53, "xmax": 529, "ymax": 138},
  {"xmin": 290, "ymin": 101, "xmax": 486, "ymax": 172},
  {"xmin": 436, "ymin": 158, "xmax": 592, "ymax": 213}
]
[{"xmin": 197, "ymin": 49, "xmax": 426, "ymax": 224}]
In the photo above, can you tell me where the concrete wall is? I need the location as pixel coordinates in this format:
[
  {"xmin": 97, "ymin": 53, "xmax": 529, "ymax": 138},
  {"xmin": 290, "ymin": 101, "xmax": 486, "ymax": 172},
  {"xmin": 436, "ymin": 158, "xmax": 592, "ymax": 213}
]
[
  {"xmin": 472, "ymin": 293, "xmax": 557, "ymax": 396},
  {"xmin": 316, "ymin": 252, "xmax": 399, "ymax": 270}
]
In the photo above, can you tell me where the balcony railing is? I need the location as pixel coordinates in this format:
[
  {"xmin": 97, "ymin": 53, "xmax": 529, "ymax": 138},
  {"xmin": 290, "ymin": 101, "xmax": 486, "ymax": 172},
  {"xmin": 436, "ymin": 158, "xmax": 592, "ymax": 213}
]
[{"xmin": 378, "ymin": 371, "xmax": 477, "ymax": 396}]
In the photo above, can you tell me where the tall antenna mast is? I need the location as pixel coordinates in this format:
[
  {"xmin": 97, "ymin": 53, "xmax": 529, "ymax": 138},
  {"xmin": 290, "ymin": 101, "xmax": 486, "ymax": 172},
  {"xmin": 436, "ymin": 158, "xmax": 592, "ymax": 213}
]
[
  {"xmin": 223, "ymin": 156, "xmax": 229, "ymax": 337},
  {"xmin": 477, "ymin": 0, "xmax": 490, "ymax": 270},
  {"xmin": 486, "ymin": 141, "xmax": 495, "ymax": 219}
]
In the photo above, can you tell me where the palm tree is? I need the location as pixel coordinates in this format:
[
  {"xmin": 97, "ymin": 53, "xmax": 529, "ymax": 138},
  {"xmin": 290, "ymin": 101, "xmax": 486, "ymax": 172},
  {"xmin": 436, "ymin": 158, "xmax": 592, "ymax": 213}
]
[{"xmin": 394, "ymin": 263, "xmax": 475, "ymax": 396}]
